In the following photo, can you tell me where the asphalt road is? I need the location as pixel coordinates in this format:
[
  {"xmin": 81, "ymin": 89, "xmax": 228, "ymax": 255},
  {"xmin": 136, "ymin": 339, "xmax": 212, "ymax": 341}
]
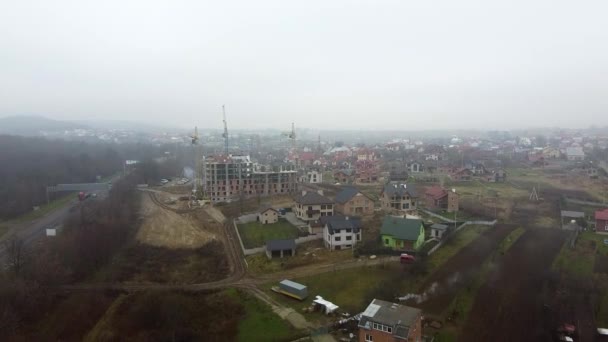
[{"xmin": 0, "ymin": 185, "xmax": 114, "ymax": 267}]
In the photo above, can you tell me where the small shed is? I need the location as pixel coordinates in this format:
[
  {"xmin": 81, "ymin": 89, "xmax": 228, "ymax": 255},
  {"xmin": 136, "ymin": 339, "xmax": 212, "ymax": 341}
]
[
  {"xmin": 258, "ymin": 207, "xmax": 279, "ymax": 224},
  {"xmin": 560, "ymin": 210, "xmax": 585, "ymax": 228},
  {"xmin": 430, "ymin": 223, "xmax": 449, "ymax": 239},
  {"xmin": 266, "ymin": 239, "xmax": 296, "ymax": 259},
  {"xmin": 312, "ymin": 296, "xmax": 339, "ymax": 314},
  {"xmin": 279, "ymin": 279, "xmax": 308, "ymax": 299}
]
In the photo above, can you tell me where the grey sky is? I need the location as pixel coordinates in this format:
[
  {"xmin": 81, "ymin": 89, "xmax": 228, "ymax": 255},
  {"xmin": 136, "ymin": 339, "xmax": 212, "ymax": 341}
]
[{"xmin": 1, "ymin": 0, "xmax": 607, "ymax": 130}]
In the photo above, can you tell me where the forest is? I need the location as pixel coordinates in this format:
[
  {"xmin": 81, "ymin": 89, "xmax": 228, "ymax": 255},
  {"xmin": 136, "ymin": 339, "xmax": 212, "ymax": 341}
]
[{"xmin": 0, "ymin": 135, "xmax": 188, "ymax": 220}]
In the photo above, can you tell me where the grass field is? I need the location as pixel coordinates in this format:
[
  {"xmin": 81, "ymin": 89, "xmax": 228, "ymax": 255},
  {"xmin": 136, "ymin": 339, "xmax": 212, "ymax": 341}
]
[
  {"xmin": 426, "ymin": 225, "xmax": 489, "ymax": 270},
  {"xmin": 264, "ymin": 263, "xmax": 398, "ymax": 317},
  {"xmin": 11, "ymin": 194, "xmax": 74, "ymax": 224},
  {"xmin": 553, "ymin": 232, "xmax": 600, "ymax": 276},
  {"xmin": 227, "ymin": 289, "xmax": 305, "ymax": 342},
  {"xmin": 237, "ymin": 219, "xmax": 300, "ymax": 248},
  {"xmin": 245, "ymin": 240, "xmax": 353, "ymax": 274}
]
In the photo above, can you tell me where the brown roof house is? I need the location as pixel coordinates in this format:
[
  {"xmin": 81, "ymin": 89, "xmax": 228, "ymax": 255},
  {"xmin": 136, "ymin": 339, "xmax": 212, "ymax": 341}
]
[
  {"xmin": 294, "ymin": 190, "xmax": 334, "ymax": 222},
  {"xmin": 335, "ymin": 187, "xmax": 374, "ymax": 216},
  {"xmin": 380, "ymin": 183, "xmax": 418, "ymax": 214},
  {"xmin": 424, "ymin": 186, "xmax": 458, "ymax": 212},
  {"xmin": 358, "ymin": 299, "xmax": 422, "ymax": 342}
]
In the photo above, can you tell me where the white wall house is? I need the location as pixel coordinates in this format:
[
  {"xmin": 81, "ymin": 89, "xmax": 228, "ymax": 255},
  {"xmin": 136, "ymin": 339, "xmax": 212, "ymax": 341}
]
[
  {"xmin": 306, "ymin": 170, "xmax": 323, "ymax": 184},
  {"xmin": 321, "ymin": 216, "xmax": 362, "ymax": 250}
]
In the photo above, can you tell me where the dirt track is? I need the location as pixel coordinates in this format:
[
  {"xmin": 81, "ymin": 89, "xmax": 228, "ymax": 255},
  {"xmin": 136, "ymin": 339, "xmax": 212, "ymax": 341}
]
[
  {"xmin": 415, "ymin": 224, "xmax": 516, "ymax": 315},
  {"xmin": 459, "ymin": 228, "xmax": 567, "ymax": 342}
]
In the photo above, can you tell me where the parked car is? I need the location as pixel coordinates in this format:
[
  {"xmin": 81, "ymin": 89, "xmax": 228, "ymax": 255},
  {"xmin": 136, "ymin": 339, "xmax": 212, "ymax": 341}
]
[{"xmin": 400, "ymin": 253, "xmax": 415, "ymax": 264}]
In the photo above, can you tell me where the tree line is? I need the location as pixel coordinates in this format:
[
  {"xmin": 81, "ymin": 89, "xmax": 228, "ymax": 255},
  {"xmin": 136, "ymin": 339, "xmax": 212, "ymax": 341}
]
[{"xmin": 0, "ymin": 134, "xmax": 190, "ymax": 219}]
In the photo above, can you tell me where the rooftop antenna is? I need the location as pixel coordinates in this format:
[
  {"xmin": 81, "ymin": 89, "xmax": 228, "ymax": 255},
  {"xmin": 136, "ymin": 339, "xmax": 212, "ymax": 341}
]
[{"xmin": 222, "ymin": 105, "xmax": 229, "ymax": 155}]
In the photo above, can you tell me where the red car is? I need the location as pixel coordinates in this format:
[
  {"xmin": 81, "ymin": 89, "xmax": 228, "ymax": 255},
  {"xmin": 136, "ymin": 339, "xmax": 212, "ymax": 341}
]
[{"xmin": 400, "ymin": 253, "xmax": 415, "ymax": 264}]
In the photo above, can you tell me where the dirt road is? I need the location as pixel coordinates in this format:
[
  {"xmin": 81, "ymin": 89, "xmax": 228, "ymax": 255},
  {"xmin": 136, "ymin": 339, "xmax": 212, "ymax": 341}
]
[{"xmin": 459, "ymin": 228, "xmax": 567, "ymax": 342}]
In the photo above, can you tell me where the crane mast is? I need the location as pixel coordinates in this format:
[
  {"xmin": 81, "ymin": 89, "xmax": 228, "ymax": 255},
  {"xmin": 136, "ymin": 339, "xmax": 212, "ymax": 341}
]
[{"xmin": 222, "ymin": 105, "xmax": 229, "ymax": 155}]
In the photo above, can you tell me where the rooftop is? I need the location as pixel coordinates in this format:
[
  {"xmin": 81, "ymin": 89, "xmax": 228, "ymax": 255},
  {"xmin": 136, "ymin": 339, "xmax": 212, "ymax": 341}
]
[
  {"xmin": 380, "ymin": 216, "xmax": 423, "ymax": 241},
  {"xmin": 596, "ymin": 209, "xmax": 608, "ymax": 221},
  {"xmin": 358, "ymin": 299, "xmax": 421, "ymax": 339},
  {"xmin": 383, "ymin": 183, "xmax": 418, "ymax": 198},
  {"xmin": 335, "ymin": 187, "xmax": 367, "ymax": 204},
  {"xmin": 425, "ymin": 186, "xmax": 448, "ymax": 200},
  {"xmin": 320, "ymin": 215, "xmax": 362, "ymax": 234},
  {"xmin": 266, "ymin": 239, "xmax": 296, "ymax": 251},
  {"xmin": 295, "ymin": 191, "xmax": 334, "ymax": 205}
]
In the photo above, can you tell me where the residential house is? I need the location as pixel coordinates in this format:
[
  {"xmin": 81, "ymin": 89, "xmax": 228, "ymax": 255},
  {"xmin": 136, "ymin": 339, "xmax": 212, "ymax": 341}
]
[
  {"xmin": 304, "ymin": 170, "xmax": 323, "ymax": 184},
  {"xmin": 358, "ymin": 299, "xmax": 422, "ymax": 342},
  {"xmin": 543, "ymin": 147, "xmax": 561, "ymax": 159},
  {"xmin": 335, "ymin": 187, "xmax": 375, "ymax": 216},
  {"xmin": 408, "ymin": 161, "xmax": 424, "ymax": 173},
  {"xmin": 321, "ymin": 215, "xmax": 362, "ymax": 250},
  {"xmin": 449, "ymin": 168, "xmax": 473, "ymax": 182},
  {"xmin": 265, "ymin": 239, "xmax": 296, "ymax": 259},
  {"xmin": 380, "ymin": 216, "xmax": 425, "ymax": 251},
  {"xmin": 355, "ymin": 160, "xmax": 379, "ymax": 184},
  {"xmin": 386, "ymin": 160, "xmax": 409, "ymax": 182},
  {"xmin": 465, "ymin": 161, "xmax": 488, "ymax": 175},
  {"xmin": 424, "ymin": 186, "xmax": 458, "ymax": 212},
  {"xmin": 334, "ymin": 169, "xmax": 355, "ymax": 184},
  {"xmin": 258, "ymin": 207, "xmax": 279, "ymax": 224},
  {"xmin": 356, "ymin": 148, "xmax": 376, "ymax": 161},
  {"xmin": 566, "ymin": 147, "xmax": 585, "ymax": 161},
  {"xmin": 430, "ymin": 223, "xmax": 449, "ymax": 239},
  {"xmin": 596, "ymin": 209, "xmax": 608, "ymax": 234},
  {"xmin": 492, "ymin": 168, "xmax": 507, "ymax": 182},
  {"xmin": 294, "ymin": 190, "xmax": 334, "ymax": 222},
  {"xmin": 380, "ymin": 183, "xmax": 418, "ymax": 214}
]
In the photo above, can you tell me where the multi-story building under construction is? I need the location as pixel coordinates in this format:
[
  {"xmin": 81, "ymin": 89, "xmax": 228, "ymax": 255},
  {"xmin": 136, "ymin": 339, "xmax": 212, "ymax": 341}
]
[{"xmin": 203, "ymin": 154, "xmax": 298, "ymax": 203}]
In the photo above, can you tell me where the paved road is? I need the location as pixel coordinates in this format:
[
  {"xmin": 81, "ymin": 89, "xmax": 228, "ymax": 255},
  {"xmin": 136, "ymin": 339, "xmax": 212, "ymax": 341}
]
[{"xmin": 0, "ymin": 178, "xmax": 117, "ymax": 266}]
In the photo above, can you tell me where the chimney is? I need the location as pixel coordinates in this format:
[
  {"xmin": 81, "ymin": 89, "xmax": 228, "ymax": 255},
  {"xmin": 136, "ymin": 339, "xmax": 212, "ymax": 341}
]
[
  {"xmin": 302, "ymin": 190, "xmax": 307, "ymax": 196},
  {"xmin": 317, "ymin": 190, "xmax": 324, "ymax": 196}
]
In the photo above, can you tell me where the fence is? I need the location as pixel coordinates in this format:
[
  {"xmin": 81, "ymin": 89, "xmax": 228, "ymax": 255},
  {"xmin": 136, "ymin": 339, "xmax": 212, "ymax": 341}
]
[
  {"xmin": 426, "ymin": 219, "xmax": 498, "ymax": 255},
  {"xmin": 565, "ymin": 197, "xmax": 607, "ymax": 208},
  {"xmin": 232, "ymin": 219, "xmax": 323, "ymax": 256}
]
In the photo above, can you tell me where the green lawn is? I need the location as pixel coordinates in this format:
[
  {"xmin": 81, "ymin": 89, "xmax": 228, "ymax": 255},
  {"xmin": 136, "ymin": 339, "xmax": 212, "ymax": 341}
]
[
  {"xmin": 11, "ymin": 194, "xmax": 74, "ymax": 224},
  {"xmin": 226, "ymin": 289, "xmax": 305, "ymax": 342},
  {"xmin": 553, "ymin": 232, "xmax": 599, "ymax": 276},
  {"xmin": 237, "ymin": 219, "xmax": 300, "ymax": 249},
  {"xmin": 264, "ymin": 264, "xmax": 398, "ymax": 316}
]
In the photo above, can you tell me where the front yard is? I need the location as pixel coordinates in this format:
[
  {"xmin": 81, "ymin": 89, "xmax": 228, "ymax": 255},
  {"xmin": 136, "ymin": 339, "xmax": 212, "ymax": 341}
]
[{"xmin": 237, "ymin": 219, "xmax": 300, "ymax": 249}]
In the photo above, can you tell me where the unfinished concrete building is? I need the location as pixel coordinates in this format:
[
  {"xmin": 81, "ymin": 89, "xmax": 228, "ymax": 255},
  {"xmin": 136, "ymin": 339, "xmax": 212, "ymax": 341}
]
[{"xmin": 203, "ymin": 154, "xmax": 298, "ymax": 203}]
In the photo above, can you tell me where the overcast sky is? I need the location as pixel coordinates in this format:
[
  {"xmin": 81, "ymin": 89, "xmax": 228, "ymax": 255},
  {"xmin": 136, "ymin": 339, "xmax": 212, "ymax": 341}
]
[{"xmin": 1, "ymin": 0, "xmax": 607, "ymax": 130}]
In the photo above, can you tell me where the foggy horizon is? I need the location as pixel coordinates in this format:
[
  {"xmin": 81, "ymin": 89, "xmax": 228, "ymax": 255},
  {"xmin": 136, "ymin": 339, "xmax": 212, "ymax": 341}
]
[{"xmin": 2, "ymin": 0, "xmax": 608, "ymax": 130}]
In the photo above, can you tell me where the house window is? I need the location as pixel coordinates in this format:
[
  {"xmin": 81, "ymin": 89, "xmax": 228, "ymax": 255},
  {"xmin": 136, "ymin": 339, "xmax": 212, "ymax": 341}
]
[
  {"xmin": 373, "ymin": 323, "xmax": 378, "ymax": 330},
  {"xmin": 346, "ymin": 236, "xmax": 352, "ymax": 241},
  {"xmin": 605, "ymin": 223, "xmax": 608, "ymax": 231},
  {"xmin": 346, "ymin": 228, "xmax": 352, "ymax": 233},
  {"xmin": 365, "ymin": 334, "xmax": 373, "ymax": 342},
  {"xmin": 388, "ymin": 327, "xmax": 392, "ymax": 333},
  {"xmin": 335, "ymin": 236, "xmax": 341, "ymax": 241},
  {"xmin": 385, "ymin": 238, "xmax": 389, "ymax": 245}
]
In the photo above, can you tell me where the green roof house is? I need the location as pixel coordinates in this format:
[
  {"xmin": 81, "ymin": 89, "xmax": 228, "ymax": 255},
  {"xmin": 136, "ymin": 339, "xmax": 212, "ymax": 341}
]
[{"xmin": 380, "ymin": 216, "xmax": 425, "ymax": 251}]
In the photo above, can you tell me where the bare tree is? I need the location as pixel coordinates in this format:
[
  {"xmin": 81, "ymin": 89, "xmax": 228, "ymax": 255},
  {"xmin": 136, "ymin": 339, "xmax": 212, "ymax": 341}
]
[{"xmin": 4, "ymin": 235, "xmax": 26, "ymax": 276}]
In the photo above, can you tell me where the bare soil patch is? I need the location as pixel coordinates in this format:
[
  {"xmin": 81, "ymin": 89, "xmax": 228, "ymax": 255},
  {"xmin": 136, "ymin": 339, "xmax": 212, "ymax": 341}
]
[
  {"xmin": 414, "ymin": 224, "xmax": 515, "ymax": 315},
  {"xmin": 137, "ymin": 194, "xmax": 216, "ymax": 249},
  {"xmin": 459, "ymin": 228, "xmax": 566, "ymax": 342}
]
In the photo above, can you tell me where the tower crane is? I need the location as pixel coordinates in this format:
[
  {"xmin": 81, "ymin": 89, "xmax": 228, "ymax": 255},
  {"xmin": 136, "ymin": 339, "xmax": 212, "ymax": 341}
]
[
  {"xmin": 282, "ymin": 122, "xmax": 298, "ymax": 167},
  {"xmin": 222, "ymin": 105, "xmax": 229, "ymax": 155},
  {"xmin": 189, "ymin": 126, "xmax": 203, "ymax": 201}
]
